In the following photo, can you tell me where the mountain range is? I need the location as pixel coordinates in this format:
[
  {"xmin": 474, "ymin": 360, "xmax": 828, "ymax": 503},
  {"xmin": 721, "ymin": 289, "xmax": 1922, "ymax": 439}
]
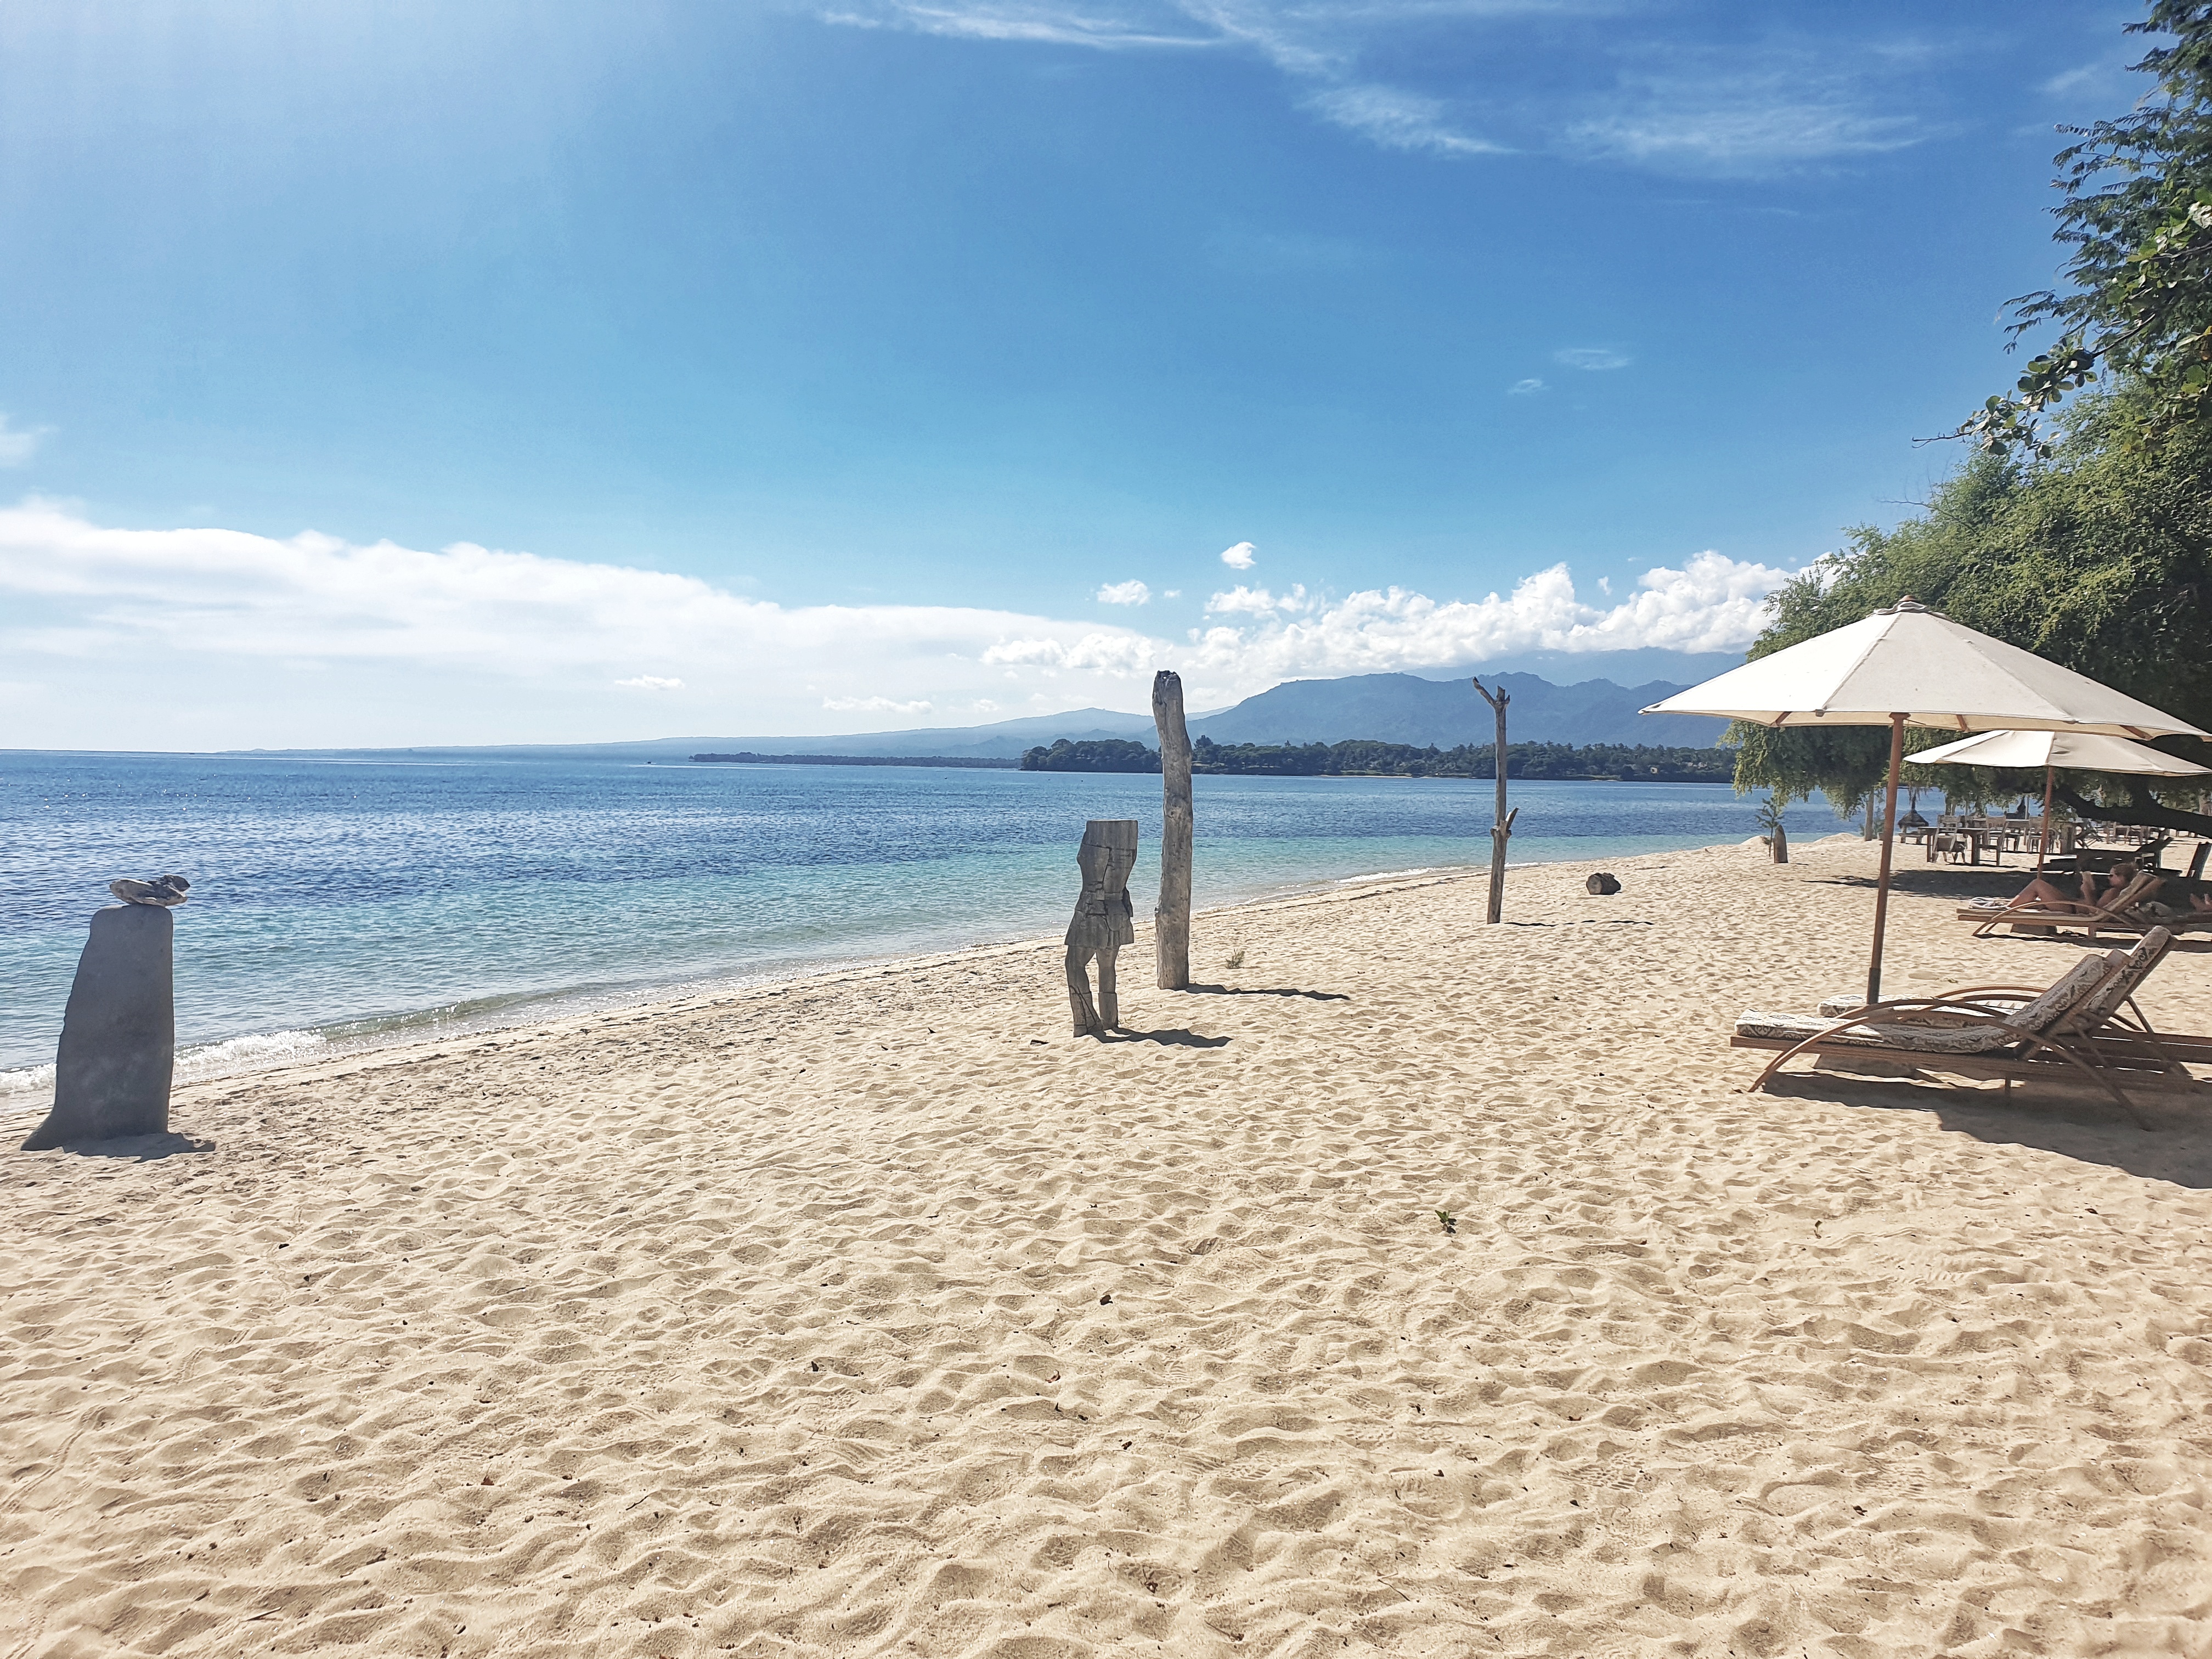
[{"xmin": 252, "ymin": 656, "xmax": 1739, "ymax": 761}]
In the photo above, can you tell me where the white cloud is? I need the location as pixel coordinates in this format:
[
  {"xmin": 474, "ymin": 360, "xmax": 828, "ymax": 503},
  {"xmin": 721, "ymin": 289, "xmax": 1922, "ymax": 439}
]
[
  {"xmin": 0, "ymin": 499, "xmax": 1803, "ymax": 746},
  {"xmin": 1096, "ymin": 578, "xmax": 1152, "ymax": 605},
  {"xmin": 1508, "ymin": 377, "xmax": 1547, "ymax": 395},
  {"xmin": 823, "ymin": 695, "xmax": 935, "ymax": 714},
  {"xmin": 1301, "ymin": 84, "xmax": 1501, "ymax": 157},
  {"xmin": 975, "ymin": 551, "xmax": 1799, "ymax": 707},
  {"xmin": 1220, "ymin": 540, "xmax": 1257, "ymax": 569},
  {"xmin": 0, "ymin": 498, "xmax": 1156, "ymax": 744},
  {"xmin": 1205, "ymin": 582, "xmax": 1310, "ymax": 616},
  {"xmin": 1163, "ymin": 589, "xmax": 1182, "ymax": 599},
  {"xmin": 1163, "ymin": 552, "xmax": 1796, "ymax": 699},
  {"xmin": 0, "ymin": 415, "xmax": 52, "ymax": 467},
  {"xmin": 1561, "ymin": 49, "xmax": 1942, "ymax": 177},
  {"xmin": 830, "ymin": 1, "xmax": 1214, "ymax": 49},
  {"xmin": 1555, "ymin": 347, "xmax": 1630, "ymax": 371},
  {"xmin": 827, "ymin": 5, "xmax": 1946, "ymax": 175}
]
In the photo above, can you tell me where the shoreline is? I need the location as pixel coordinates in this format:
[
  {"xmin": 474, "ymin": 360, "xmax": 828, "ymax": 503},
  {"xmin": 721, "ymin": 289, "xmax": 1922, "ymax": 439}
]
[{"xmin": 3, "ymin": 833, "xmax": 1804, "ymax": 1116}]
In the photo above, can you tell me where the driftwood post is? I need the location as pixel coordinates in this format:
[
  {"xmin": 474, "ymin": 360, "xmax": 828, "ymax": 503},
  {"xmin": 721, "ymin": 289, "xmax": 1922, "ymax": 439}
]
[
  {"xmin": 1065, "ymin": 820, "xmax": 1138, "ymax": 1036},
  {"xmin": 1472, "ymin": 678, "xmax": 1515, "ymax": 924},
  {"xmin": 1153, "ymin": 669, "xmax": 1193, "ymax": 990}
]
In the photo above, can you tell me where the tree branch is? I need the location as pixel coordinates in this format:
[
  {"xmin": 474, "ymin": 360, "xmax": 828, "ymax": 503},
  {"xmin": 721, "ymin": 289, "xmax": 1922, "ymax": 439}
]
[{"xmin": 2050, "ymin": 777, "xmax": 2212, "ymax": 838}]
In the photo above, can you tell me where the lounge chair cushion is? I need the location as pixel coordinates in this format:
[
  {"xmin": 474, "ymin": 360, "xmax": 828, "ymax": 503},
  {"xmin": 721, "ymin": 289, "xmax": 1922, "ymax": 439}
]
[
  {"xmin": 2072, "ymin": 930, "xmax": 2171, "ymax": 1026},
  {"xmin": 1737, "ymin": 953, "xmax": 2116, "ymax": 1053},
  {"xmin": 1734, "ymin": 1012, "xmax": 2029, "ymax": 1053}
]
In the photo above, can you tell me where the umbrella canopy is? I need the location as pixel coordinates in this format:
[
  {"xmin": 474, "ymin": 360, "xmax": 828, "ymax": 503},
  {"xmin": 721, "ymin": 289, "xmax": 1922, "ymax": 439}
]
[
  {"xmin": 1641, "ymin": 598, "xmax": 2206, "ymax": 1005},
  {"xmin": 1641, "ymin": 599, "xmax": 2208, "ymax": 737},
  {"xmin": 1909, "ymin": 728, "xmax": 2211, "ymax": 776}
]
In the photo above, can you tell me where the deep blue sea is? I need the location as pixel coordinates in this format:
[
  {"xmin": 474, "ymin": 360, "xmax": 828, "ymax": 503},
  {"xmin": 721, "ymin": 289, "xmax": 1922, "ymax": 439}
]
[{"xmin": 1, "ymin": 752, "xmax": 1818, "ymax": 1100}]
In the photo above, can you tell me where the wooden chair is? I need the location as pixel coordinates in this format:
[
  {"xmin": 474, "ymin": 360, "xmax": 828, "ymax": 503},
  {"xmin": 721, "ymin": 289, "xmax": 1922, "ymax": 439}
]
[{"xmin": 1731, "ymin": 941, "xmax": 2194, "ymax": 1128}]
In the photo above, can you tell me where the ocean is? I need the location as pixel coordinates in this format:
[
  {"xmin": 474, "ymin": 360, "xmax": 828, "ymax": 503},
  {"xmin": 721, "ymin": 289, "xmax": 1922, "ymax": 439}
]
[{"xmin": 1, "ymin": 751, "xmax": 1816, "ymax": 1101}]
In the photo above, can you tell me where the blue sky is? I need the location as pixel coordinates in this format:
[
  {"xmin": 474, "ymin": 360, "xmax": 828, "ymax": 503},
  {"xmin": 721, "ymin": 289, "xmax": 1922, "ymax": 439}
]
[{"xmin": 0, "ymin": 0, "xmax": 2156, "ymax": 746}]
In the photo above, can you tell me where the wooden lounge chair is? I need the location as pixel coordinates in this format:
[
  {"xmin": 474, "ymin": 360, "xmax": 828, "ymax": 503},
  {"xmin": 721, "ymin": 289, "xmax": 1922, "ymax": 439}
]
[
  {"xmin": 1731, "ymin": 941, "xmax": 2190, "ymax": 1127},
  {"xmin": 1956, "ymin": 868, "xmax": 2176, "ymax": 939}
]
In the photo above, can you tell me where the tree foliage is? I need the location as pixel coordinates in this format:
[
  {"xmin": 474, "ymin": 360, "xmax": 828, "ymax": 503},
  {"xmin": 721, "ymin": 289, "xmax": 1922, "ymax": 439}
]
[
  {"xmin": 1733, "ymin": 393, "xmax": 2212, "ymax": 831},
  {"xmin": 1963, "ymin": 2, "xmax": 2212, "ymax": 454}
]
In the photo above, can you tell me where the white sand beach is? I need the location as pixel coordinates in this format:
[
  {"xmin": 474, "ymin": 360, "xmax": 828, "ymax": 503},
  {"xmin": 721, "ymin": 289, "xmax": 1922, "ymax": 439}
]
[{"xmin": 6, "ymin": 838, "xmax": 2211, "ymax": 1657}]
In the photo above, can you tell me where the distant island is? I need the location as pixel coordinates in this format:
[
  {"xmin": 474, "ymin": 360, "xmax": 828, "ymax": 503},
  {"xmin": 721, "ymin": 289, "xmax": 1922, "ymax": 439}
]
[
  {"xmin": 1019, "ymin": 739, "xmax": 1161, "ymax": 772},
  {"xmin": 692, "ymin": 752, "xmax": 1018, "ymax": 769}
]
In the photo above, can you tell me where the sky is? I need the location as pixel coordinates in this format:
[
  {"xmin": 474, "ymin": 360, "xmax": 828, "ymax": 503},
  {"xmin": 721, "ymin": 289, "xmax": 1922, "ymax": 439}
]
[{"xmin": 0, "ymin": 0, "xmax": 2158, "ymax": 747}]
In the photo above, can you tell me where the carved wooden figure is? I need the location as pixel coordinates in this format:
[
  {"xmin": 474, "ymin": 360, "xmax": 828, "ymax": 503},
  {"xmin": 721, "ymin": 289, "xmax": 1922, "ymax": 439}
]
[
  {"xmin": 1065, "ymin": 819, "xmax": 1138, "ymax": 1035},
  {"xmin": 1152, "ymin": 670, "xmax": 1193, "ymax": 989}
]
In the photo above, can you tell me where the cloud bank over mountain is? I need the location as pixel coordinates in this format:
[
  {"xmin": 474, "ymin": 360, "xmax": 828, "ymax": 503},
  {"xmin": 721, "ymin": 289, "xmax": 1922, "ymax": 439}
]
[{"xmin": 0, "ymin": 500, "xmax": 1801, "ymax": 748}]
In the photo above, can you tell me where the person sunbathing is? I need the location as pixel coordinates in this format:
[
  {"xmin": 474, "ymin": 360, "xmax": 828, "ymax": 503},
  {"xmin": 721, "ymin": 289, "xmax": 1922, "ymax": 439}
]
[{"xmin": 2010, "ymin": 861, "xmax": 2140, "ymax": 913}]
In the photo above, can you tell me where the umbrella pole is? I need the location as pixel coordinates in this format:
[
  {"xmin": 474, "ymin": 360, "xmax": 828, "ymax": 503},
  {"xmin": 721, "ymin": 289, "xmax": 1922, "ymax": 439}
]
[
  {"xmin": 1866, "ymin": 713, "xmax": 1906, "ymax": 1006},
  {"xmin": 2038, "ymin": 763, "xmax": 2055, "ymax": 872}
]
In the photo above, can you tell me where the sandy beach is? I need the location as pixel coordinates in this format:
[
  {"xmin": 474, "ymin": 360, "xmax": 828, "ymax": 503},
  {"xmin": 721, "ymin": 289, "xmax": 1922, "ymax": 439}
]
[{"xmin": 6, "ymin": 836, "xmax": 2211, "ymax": 1658}]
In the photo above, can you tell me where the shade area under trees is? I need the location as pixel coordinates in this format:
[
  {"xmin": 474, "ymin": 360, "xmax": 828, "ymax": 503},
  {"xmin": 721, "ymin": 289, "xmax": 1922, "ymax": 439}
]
[{"xmin": 1734, "ymin": 0, "xmax": 2212, "ymax": 837}]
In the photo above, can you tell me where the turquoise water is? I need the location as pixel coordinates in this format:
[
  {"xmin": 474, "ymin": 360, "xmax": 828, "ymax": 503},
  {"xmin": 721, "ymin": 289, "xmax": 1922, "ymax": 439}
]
[{"xmin": 1, "ymin": 752, "xmax": 1810, "ymax": 1094}]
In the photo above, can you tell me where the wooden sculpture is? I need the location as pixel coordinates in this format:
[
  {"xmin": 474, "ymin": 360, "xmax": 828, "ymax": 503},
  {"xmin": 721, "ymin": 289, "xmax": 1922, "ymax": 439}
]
[
  {"xmin": 1066, "ymin": 819, "xmax": 1139, "ymax": 1036},
  {"xmin": 1152, "ymin": 670, "xmax": 1193, "ymax": 989}
]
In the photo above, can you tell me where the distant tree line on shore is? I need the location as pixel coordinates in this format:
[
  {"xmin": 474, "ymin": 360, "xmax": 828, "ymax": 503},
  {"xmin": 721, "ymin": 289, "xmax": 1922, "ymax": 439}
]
[
  {"xmin": 1020, "ymin": 736, "xmax": 1735, "ymax": 780},
  {"xmin": 1019, "ymin": 739, "xmax": 1161, "ymax": 772},
  {"xmin": 692, "ymin": 752, "xmax": 1016, "ymax": 769},
  {"xmin": 1192, "ymin": 738, "xmax": 1736, "ymax": 780}
]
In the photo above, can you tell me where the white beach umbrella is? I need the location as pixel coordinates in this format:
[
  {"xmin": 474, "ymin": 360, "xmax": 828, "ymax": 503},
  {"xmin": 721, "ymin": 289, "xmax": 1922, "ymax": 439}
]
[
  {"xmin": 1909, "ymin": 727, "xmax": 2211, "ymax": 774},
  {"xmin": 1641, "ymin": 598, "xmax": 2209, "ymax": 1003},
  {"xmin": 1910, "ymin": 728, "xmax": 2210, "ymax": 873}
]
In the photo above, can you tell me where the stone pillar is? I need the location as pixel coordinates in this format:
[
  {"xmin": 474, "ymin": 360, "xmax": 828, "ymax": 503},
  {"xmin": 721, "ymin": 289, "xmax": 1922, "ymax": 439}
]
[{"xmin": 22, "ymin": 904, "xmax": 175, "ymax": 1149}]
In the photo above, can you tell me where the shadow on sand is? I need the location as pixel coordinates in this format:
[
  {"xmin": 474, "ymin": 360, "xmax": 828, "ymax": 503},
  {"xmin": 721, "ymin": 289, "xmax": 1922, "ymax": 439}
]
[
  {"xmin": 1101, "ymin": 1028, "xmax": 1232, "ymax": 1049},
  {"xmin": 1186, "ymin": 984, "xmax": 1350, "ymax": 1002},
  {"xmin": 21, "ymin": 1131, "xmax": 217, "ymax": 1161},
  {"xmin": 1762, "ymin": 1071, "xmax": 2212, "ymax": 1188},
  {"xmin": 1504, "ymin": 919, "xmax": 1654, "ymax": 929}
]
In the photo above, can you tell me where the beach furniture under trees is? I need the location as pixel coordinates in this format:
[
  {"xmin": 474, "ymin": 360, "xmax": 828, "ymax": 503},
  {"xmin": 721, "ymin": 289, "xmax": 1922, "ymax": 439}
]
[
  {"xmin": 1732, "ymin": 927, "xmax": 2204, "ymax": 1126},
  {"xmin": 1643, "ymin": 597, "xmax": 2208, "ymax": 1005},
  {"xmin": 1916, "ymin": 726, "xmax": 2207, "ymax": 878},
  {"xmin": 1645, "ymin": 606, "xmax": 2194, "ymax": 1008}
]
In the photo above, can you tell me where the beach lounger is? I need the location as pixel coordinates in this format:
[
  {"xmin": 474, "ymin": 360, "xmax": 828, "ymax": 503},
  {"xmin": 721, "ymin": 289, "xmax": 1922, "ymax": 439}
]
[
  {"xmin": 1956, "ymin": 868, "xmax": 2180, "ymax": 939},
  {"xmin": 1731, "ymin": 939, "xmax": 2194, "ymax": 1127}
]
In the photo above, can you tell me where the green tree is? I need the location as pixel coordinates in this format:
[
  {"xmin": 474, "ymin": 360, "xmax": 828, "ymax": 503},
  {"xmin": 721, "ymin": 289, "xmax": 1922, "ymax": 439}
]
[
  {"xmin": 1963, "ymin": 2, "xmax": 2212, "ymax": 454},
  {"xmin": 1732, "ymin": 393, "xmax": 2212, "ymax": 834}
]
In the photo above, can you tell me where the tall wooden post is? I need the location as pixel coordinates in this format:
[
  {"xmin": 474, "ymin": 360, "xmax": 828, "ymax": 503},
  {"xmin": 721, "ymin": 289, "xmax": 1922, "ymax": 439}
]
[
  {"xmin": 1153, "ymin": 669, "xmax": 1193, "ymax": 989},
  {"xmin": 1474, "ymin": 677, "xmax": 1515, "ymax": 924}
]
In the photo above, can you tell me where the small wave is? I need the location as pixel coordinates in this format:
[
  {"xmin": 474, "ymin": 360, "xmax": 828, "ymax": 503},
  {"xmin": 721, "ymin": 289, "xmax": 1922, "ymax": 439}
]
[
  {"xmin": 0, "ymin": 1060, "xmax": 55, "ymax": 1101},
  {"xmin": 0, "ymin": 1030, "xmax": 331, "ymax": 1114},
  {"xmin": 176, "ymin": 1028, "xmax": 330, "ymax": 1080}
]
